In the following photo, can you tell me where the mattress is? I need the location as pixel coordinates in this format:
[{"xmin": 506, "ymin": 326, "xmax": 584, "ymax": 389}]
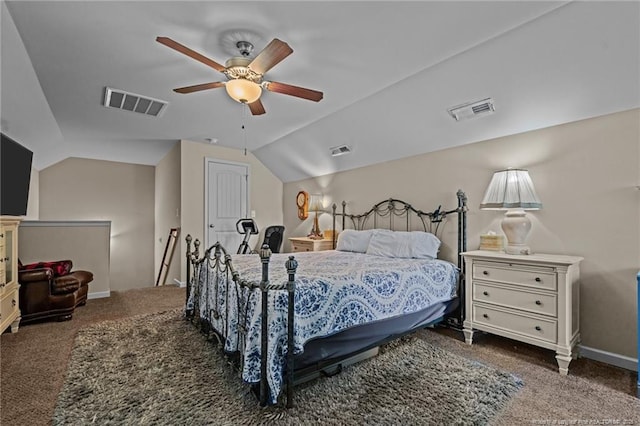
[{"xmin": 189, "ymin": 249, "xmax": 459, "ymax": 403}]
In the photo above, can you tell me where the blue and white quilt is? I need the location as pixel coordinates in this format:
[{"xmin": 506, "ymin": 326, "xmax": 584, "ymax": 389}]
[{"xmin": 189, "ymin": 250, "xmax": 458, "ymax": 403}]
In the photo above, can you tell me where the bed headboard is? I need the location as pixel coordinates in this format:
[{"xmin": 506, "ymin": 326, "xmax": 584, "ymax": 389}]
[
  {"xmin": 331, "ymin": 189, "xmax": 468, "ymax": 329},
  {"xmin": 331, "ymin": 189, "xmax": 468, "ymax": 266}
]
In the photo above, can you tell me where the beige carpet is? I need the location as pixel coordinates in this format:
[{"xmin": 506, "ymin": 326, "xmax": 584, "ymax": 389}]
[{"xmin": 1, "ymin": 286, "xmax": 639, "ymax": 425}]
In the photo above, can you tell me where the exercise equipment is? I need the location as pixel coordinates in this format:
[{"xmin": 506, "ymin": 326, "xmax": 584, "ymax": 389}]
[{"xmin": 236, "ymin": 218, "xmax": 259, "ymax": 254}]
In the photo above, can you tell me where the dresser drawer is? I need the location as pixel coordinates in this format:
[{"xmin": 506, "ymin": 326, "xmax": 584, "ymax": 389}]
[
  {"xmin": 473, "ymin": 305, "xmax": 557, "ymax": 343},
  {"xmin": 0, "ymin": 289, "xmax": 19, "ymax": 323},
  {"xmin": 473, "ymin": 283, "xmax": 557, "ymax": 317},
  {"xmin": 472, "ymin": 263, "xmax": 557, "ymax": 291}
]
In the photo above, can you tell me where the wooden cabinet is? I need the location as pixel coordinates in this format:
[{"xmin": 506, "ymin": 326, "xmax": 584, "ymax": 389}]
[
  {"xmin": 462, "ymin": 250, "xmax": 582, "ymax": 375},
  {"xmin": 289, "ymin": 237, "xmax": 333, "ymax": 253},
  {"xmin": 1, "ymin": 217, "xmax": 21, "ymax": 334}
]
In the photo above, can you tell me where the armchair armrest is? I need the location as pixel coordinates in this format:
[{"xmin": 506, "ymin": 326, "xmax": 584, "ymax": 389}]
[
  {"xmin": 19, "ymin": 267, "xmax": 54, "ymax": 283},
  {"xmin": 52, "ymin": 275, "xmax": 81, "ymax": 295},
  {"xmin": 18, "ymin": 268, "xmax": 80, "ymax": 296}
]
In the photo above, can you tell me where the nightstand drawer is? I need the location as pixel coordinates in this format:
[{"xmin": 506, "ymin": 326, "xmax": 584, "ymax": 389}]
[
  {"xmin": 473, "ymin": 305, "xmax": 557, "ymax": 343},
  {"xmin": 473, "ymin": 263, "xmax": 557, "ymax": 291},
  {"xmin": 473, "ymin": 283, "xmax": 557, "ymax": 317},
  {"xmin": 289, "ymin": 238, "xmax": 333, "ymax": 253},
  {"xmin": 292, "ymin": 240, "xmax": 314, "ymax": 252}
]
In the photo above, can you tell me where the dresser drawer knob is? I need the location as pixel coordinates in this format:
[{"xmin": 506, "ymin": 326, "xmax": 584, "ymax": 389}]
[
  {"xmin": 535, "ymin": 326, "xmax": 542, "ymax": 331},
  {"xmin": 535, "ymin": 277, "xmax": 542, "ymax": 283},
  {"xmin": 483, "ymin": 291, "xmax": 489, "ymax": 296},
  {"xmin": 482, "ymin": 313, "xmax": 489, "ymax": 319},
  {"xmin": 535, "ymin": 300, "xmax": 542, "ymax": 305},
  {"xmin": 11, "ymin": 299, "xmax": 16, "ymax": 307},
  {"xmin": 482, "ymin": 270, "xmax": 489, "ymax": 275}
]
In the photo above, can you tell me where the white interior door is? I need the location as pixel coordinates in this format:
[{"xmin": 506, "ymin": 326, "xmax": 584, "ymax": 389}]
[{"xmin": 205, "ymin": 159, "xmax": 249, "ymax": 252}]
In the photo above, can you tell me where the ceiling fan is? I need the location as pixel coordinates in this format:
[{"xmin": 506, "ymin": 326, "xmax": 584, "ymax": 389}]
[{"xmin": 156, "ymin": 36, "xmax": 323, "ymax": 115}]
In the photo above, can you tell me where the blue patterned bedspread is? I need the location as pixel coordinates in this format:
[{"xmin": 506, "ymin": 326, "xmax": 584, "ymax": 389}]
[{"xmin": 189, "ymin": 250, "xmax": 458, "ymax": 403}]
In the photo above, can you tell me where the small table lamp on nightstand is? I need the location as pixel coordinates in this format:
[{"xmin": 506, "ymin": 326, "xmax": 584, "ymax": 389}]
[
  {"xmin": 480, "ymin": 169, "xmax": 542, "ymax": 255},
  {"xmin": 307, "ymin": 194, "xmax": 324, "ymax": 240}
]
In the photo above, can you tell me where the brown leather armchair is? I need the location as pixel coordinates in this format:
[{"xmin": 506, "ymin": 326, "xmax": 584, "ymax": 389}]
[{"xmin": 18, "ymin": 261, "xmax": 93, "ymax": 324}]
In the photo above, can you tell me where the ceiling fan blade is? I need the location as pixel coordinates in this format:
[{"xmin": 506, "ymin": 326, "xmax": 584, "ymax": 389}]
[
  {"xmin": 265, "ymin": 81, "xmax": 324, "ymax": 102},
  {"xmin": 156, "ymin": 36, "xmax": 226, "ymax": 73},
  {"xmin": 248, "ymin": 39, "xmax": 293, "ymax": 75},
  {"xmin": 248, "ymin": 99, "xmax": 266, "ymax": 116},
  {"xmin": 173, "ymin": 82, "xmax": 225, "ymax": 94}
]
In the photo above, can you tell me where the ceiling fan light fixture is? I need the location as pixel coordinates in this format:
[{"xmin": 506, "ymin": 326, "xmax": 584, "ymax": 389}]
[{"xmin": 225, "ymin": 79, "xmax": 262, "ymax": 104}]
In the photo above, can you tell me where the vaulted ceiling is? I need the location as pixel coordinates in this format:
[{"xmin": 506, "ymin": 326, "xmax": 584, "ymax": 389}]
[{"xmin": 2, "ymin": 1, "xmax": 639, "ymax": 182}]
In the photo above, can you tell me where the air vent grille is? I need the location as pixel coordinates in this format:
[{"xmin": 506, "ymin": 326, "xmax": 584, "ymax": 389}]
[
  {"xmin": 330, "ymin": 145, "xmax": 352, "ymax": 157},
  {"xmin": 104, "ymin": 87, "xmax": 168, "ymax": 117},
  {"xmin": 448, "ymin": 98, "xmax": 495, "ymax": 121}
]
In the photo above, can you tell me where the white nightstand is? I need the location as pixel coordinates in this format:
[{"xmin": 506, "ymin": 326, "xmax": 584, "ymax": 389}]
[
  {"xmin": 288, "ymin": 237, "xmax": 333, "ymax": 253},
  {"xmin": 462, "ymin": 250, "xmax": 583, "ymax": 375}
]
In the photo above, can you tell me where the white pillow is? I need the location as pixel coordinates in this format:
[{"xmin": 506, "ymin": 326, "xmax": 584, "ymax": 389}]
[
  {"xmin": 335, "ymin": 229, "xmax": 375, "ymax": 253},
  {"xmin": 366, "ymin": 230, "xmax": 411, "ymax": 258},
  {"xmin": 365, "ymin": 230, "xmax": 440, "ymax": 259},
  {"xmin": 410, "ymin": 231, "xmax": 441, "ymax": 259}
]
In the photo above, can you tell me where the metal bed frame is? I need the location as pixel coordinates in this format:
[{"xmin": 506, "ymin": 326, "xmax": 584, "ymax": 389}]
[{"xmin": 184, "ymin": 189, "xmax": 468, "ymax": 408}]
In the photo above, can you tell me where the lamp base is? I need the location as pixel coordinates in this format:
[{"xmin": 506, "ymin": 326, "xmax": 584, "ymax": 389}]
[
  {"xmin": 501, "ymin": 209, "xmax": 533, "ymax": 255},
  {"xmin": 307, "ymin": 212, "xmax": 323, "ymax": 240},
  {"xmin": 505, "ymin": 244, "xmax": 531, "ymax": 255}
]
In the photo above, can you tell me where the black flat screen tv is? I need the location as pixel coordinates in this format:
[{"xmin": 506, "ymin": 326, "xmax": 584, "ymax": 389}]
[{"xmin": 1, "ymin": 133, "xmax": 33, "ymax": 216}]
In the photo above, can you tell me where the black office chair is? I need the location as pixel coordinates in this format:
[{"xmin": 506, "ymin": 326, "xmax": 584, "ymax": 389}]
[{"xmin": 262, "ymin": 226, "xmax": 285, "ymax": 253}]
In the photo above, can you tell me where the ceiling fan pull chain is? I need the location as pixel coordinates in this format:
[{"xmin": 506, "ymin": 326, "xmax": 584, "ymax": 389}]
[{"xmin": 242, "ymin": 103, "xmax": 248, "ymax": 156}]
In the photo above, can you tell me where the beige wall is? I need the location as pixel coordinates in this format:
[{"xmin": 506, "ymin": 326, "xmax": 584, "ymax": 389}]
[
  {"xmin": 19, "ymin": 221, "xmax": 111, "ymax": 296},
  {"xmin": 38, "ymin": 158, "xmax": 155, "ymax": 291},
  {"xmin": 25, "ymin": 167, "xmax": 39, "ymax": 220},
  {"xmin": 179, "ymin": 140, "xmax": 283, "ymax": 281},
  {"xmin": 154, "ymin": 142, "xmax": 181, "ymax": 285},
  {"xmin": 284, "ymin": 108, "xmax": 640, "ymax": 359}
]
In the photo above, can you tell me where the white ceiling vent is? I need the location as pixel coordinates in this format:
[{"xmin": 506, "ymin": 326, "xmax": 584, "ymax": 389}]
[
  {"xmin": 447, "ymin": 98, "xmax": 495, "ymax": 121},
  {"xmin": 330, "ymin": 144, "xmax": 352, "ymax": 157},
  {"xmin": 103, "ymin": 87, "xmax": 168, "ymax": 117}
]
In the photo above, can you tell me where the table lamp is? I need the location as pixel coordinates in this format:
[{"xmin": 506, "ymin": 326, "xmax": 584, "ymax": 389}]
[
  {"xmin": 480, "ymin": 169, "xmax": 542, "ymax": 255},
  {"xmin": 307, "ymin": 194, "xmax": 324, "ymax": 240}
]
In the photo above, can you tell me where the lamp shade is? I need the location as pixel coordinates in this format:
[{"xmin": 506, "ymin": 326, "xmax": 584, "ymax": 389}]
[
  {"xmin": 309, "ymin": 194, "xmax": 324, "ymax": 212},
  {"xmin": 480, "ymin": 169, "xmax": 542, "ymax": 210},
  {"xmin": 225, "ymin": 79, "xmax": 262, "ymax": 104}
]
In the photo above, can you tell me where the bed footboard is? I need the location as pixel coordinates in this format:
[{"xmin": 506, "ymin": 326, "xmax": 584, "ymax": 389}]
[{"xmin": 185, "ymin": 237, "xmax": 298, "ymax": 407}]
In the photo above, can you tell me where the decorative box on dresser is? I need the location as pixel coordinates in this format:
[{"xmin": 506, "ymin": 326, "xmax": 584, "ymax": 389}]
[
  {"xmin": 288, "ymin": 237, "xmax": 333, "ymax": 253},
  {"xmin": 0, "ymin": 216, "xmax": 22, "ymax": 334},
  {"xmin": 462, "ymin": 250, "xmax": 583, "ymax": 375}
]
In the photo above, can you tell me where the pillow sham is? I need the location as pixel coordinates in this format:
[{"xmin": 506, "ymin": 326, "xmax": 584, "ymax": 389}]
[
  {"xmin": 335, "ymin": 229, "xmax": 375, "ymax": 253},
  {"xmin": 365, "ymin": 230, "xmax": 440, "ymax": 259}
]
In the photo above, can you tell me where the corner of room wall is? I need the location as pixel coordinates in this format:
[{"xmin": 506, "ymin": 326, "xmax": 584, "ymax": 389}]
[
  {"xmin": 178, "ymin": 139, "xmax": 284, "ymax": 282},
  {"xmin": 154, "ymin": 142, "xmax": 181, "ymax": 285},
  {"xmin": 38, "ymin": 157, "xmax": 156, "ymax": 291}
]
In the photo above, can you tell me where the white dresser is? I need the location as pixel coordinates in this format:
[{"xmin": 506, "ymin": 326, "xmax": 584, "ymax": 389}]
[
  {"xmin": 462, "ymin": 250, "xmax": 583, "ymax": 374},
  {"xmin": 1, "ymin": 216, "xmax": 22, "ymax": 334}
]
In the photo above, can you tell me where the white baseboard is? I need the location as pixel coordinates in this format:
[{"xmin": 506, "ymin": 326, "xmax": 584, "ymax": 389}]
[
  {"xmin": 87, "ymin": 290, "xmax": 110, "ymax": 300},
  {"xmin": 578, "ymin": 344, "xmax": 638, "ymax": 372}
]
